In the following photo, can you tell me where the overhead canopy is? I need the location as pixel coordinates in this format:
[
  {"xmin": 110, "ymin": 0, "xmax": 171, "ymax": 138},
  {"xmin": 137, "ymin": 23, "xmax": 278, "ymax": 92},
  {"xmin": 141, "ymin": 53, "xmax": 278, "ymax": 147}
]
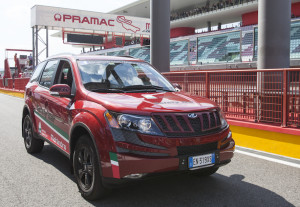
[
  {"xmin": 31, "ymin": 5, "xmax": 151, "ymax": 35},
  {"xmin": 110, "ymin": 0, "xmax": 300, "ymax": 29},
  {"xmin": 110, "ymin": 0, "xmax": 258, "ymax": 28}
]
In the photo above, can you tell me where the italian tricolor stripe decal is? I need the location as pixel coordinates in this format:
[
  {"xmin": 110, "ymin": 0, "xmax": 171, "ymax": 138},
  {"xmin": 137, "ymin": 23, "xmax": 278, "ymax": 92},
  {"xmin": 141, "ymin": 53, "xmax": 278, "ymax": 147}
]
[
  {"xmin": 109, "ymin": 152, "xmax": 120, "ymax": 179},
  {"xmin": 33, "ymin": 110, "xmax": 70, "ymax": 153}
]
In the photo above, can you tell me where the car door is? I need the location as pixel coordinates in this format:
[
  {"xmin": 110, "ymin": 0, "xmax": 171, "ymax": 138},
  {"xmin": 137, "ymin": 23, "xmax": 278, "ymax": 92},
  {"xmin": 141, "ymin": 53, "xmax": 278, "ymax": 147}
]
[
  {"xmin": 33, "ymin": 60, "xmax": 68, "ymax": 151},
  {"xmin": 45, "ymin": 59, "xmax": 75, "ymax": 154}
]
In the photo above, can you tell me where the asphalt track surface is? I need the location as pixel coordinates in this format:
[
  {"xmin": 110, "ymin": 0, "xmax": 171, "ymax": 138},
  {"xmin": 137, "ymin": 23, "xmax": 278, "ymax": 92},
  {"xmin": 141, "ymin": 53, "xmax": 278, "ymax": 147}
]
[{"xmin": 0, "ymin": 93, "xmax": 299, "ymax": 207}]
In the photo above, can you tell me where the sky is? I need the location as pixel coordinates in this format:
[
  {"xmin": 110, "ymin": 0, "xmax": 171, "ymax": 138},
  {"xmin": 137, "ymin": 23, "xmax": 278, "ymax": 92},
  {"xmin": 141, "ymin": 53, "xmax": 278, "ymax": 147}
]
[{"xmin": 0, "ymin": 0, "xmax": 137, "ymax": 69}]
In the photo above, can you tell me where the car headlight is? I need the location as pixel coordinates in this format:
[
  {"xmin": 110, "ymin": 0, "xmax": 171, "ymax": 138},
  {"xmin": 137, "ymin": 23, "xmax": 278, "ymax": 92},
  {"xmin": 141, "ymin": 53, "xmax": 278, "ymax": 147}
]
[
  {"xmin": 219, "ymin": 110, "xmax": 228, "ymax": 128},
  {"xmin": 105, "ymin": 112, "xmax": 163, "ymax": 136}
]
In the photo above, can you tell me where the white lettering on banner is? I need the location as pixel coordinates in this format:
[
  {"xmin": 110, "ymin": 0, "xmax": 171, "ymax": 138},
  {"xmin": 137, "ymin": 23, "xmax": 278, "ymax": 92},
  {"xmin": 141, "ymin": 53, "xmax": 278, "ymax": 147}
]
[{"xmin": 31, "ymin": 5, "xmax": 151, "ymax": 35}]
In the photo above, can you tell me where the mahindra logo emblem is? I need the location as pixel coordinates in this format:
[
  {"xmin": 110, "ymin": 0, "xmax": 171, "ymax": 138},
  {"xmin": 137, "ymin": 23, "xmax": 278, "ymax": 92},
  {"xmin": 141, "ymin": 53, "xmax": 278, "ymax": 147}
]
[
  {"xmin": 54, "ymin": 13, "xmax": 62, "ymax": 21},
  {"xmin": 188, "ymin": 113, "xmax": 197, "ymax": 118}
]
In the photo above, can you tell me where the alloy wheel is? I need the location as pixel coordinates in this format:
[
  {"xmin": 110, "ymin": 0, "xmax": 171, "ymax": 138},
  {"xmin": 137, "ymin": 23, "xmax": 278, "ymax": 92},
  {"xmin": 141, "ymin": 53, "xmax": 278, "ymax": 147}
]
[
  {"xmin": 76, "ymin": 146, "xmax": 94, "ymax": 191},
  {"xmin": 24, "ymin": 118, "xmax": 32, "ymax": 149}
]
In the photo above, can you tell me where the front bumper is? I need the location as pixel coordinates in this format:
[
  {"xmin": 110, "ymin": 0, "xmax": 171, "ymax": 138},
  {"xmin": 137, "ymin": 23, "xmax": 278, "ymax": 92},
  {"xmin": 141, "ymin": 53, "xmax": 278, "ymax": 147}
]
[
  {"xmin": 100, "ymin": 124, "xmax": 235, "ymax": 184},
  {"xmin": 116, "ymin": 139, "xmax": 235, "ymax": 178},
  {"xmin": 101, "ymin": 133, "xmax": 235, "ymax": 187}
]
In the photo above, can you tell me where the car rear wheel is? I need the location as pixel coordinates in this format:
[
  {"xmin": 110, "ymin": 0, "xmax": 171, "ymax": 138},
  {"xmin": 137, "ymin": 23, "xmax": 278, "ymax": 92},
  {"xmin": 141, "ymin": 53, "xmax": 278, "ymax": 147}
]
[
  {"xmin": 190, "ymin": 166, "xmax": 219, "ymax": 176},
  {"xmin": 73, "ymin": 135, "xmax": 109, "ymax": 200},
  {"xmin": 23, "ymin": 115, "xmax": 44, "ymax": 153}
]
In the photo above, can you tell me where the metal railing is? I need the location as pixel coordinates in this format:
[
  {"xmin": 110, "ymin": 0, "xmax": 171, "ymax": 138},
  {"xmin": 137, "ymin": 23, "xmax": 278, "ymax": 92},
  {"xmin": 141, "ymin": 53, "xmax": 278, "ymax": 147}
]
[
  {"xmin": 163, "ymin": 68, "xmax": 300, "ymax": 128},
  {"xmin": 0, "ymin": 78, "xmax": 30, "ymax": 91},
  {"xmin": 1, "ymin": 68, "xmax": 300, "ymax": 128}
]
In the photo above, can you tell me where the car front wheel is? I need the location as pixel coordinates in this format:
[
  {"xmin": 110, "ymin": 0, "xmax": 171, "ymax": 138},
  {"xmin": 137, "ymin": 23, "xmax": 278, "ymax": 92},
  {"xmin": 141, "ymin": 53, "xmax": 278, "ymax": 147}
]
[{"xmin": 73, "ymin": 135, "xmax": 109, "ymax": 200}]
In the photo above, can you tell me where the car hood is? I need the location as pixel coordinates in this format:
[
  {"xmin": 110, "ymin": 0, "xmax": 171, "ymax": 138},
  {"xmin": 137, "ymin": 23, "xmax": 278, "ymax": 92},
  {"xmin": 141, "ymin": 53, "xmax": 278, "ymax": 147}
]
[{"xmin": 86, "ymin": 91, "xmax": 218, "ymax": 115}]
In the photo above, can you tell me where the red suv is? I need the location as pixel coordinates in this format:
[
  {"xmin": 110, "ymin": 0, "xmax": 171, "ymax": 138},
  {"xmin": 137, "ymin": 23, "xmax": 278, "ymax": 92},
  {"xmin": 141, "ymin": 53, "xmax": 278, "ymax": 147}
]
[{"xmin": 22, "ymin": 55, "xmax": 234, "ymax": 200}]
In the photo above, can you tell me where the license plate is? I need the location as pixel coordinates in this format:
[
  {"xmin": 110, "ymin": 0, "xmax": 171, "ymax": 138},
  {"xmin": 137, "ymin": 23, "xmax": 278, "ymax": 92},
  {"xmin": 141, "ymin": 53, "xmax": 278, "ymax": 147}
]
[{"xmin": 188, "ymin": 153, "xmax": 215, "ymax": 168}]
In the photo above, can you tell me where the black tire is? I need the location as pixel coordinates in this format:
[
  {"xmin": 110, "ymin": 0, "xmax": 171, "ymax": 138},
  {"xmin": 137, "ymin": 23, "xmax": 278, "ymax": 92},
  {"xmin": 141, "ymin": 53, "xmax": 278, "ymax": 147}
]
[
  {"xmin": 23, "ymin": 115, "xmax": 44, "ymax": 154},
  {"xmin": 190, "ymin": 167, "xmax": 219, "ymax": 177},
  {"xmin": 73, "ymin": 134, "xmax": 109, "ymax": 200}
]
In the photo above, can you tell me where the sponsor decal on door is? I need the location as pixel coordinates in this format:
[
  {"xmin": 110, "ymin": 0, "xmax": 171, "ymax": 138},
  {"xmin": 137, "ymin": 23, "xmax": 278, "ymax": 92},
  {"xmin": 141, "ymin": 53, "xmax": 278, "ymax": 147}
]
[{"xmin": 34, "ymin": 111, "xmax": 70, "ymax": 153}]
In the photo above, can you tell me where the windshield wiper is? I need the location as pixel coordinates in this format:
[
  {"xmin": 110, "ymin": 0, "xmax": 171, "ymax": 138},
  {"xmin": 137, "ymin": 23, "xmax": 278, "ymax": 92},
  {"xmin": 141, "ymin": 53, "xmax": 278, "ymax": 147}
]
[
  {"xmin": 120, "ymin": 85, "xmax": 174, "ymax": 92},
  {"xmin": 90, "ymin": 88, "xmax": 125, "ymax": 93}
]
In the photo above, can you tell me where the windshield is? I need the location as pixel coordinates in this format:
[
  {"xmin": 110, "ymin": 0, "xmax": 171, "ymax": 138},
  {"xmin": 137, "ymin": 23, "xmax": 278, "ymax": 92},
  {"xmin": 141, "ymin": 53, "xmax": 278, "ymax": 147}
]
[{"xmin": 77, "ymin": 60, "xmax": 175, "ymax": 92}]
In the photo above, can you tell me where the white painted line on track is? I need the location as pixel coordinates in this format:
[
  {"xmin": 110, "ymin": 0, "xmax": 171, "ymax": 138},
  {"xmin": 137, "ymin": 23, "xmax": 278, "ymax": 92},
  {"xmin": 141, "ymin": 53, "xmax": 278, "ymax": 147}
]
[
  {"xmin": 237, "ymin": 145, "xmax": 300, "ymax": 161},
  {"xmin": 235, "ymin": 149, "xmax": 300, "ymax": 169}
]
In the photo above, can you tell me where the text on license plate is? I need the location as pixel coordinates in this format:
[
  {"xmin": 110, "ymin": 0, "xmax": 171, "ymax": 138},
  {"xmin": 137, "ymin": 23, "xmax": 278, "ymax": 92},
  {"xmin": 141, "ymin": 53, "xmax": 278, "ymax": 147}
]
[{"xmin": 188, "ymin": 153, "xmax": 215, "ymax": 168}]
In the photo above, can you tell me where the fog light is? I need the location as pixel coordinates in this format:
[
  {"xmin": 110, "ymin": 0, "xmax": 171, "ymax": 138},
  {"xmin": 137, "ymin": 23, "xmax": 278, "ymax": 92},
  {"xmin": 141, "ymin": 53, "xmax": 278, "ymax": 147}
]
[{"xmin": 124, "ymin": 173, "xmax": 146, "ymax": 179}]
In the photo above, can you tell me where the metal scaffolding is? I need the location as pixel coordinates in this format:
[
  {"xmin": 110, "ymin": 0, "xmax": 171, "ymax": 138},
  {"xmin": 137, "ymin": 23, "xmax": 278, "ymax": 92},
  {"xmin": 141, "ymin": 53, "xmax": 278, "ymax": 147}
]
[{"xmin": 32, "ymin": 26, "xmax": 49, "ymax": 69}]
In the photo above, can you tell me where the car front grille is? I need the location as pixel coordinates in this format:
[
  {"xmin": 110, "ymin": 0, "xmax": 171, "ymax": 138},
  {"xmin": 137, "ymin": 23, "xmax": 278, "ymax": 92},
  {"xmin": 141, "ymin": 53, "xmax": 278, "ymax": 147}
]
[{"xmin": 152, "ymin": 110, "xmax": 222, "ymax": 137}]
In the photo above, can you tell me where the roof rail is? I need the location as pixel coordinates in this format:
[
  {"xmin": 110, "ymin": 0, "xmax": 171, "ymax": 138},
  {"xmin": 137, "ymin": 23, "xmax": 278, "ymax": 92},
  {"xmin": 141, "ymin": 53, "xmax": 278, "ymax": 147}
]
[
  {"xmin": 118, "ymin": 55, "xmax": 135, "ymax": 58},
  {"xmin": 48, "ymin": 53, "xmax": 77, "ymax": 58}
]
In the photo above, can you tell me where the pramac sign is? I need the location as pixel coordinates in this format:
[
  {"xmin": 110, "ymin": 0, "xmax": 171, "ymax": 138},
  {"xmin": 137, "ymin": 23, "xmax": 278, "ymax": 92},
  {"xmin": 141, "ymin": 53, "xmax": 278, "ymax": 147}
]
[
  {"xmin": 31, "ymin": 5, "xmax": 151, "ymax": 35},
  {"xmin": 53, "ymin": 13, "xmax": 115, "ymax": 26}
]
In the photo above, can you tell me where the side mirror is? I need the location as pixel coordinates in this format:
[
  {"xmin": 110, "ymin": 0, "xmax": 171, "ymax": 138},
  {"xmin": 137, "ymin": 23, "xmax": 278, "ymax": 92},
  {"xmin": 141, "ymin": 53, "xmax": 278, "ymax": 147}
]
[
  {"xmin": 50, "ymin": 84, "xmax": 72, "ymax": 98},
  {"xmin": 173, "ymin": 83, "xmax": 182, "ymax": 90}
]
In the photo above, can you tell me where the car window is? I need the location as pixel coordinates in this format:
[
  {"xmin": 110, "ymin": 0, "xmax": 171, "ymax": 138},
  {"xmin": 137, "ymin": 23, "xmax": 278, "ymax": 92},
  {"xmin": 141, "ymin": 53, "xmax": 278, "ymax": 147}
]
[
  {"xmin": 39, "ymin": 60, "xmax": 59, "ymax": 88},
  {"xmin": 30, "ymin": 61, "xmax": 46, "ymax": 83},
  {"xmin": 109, "ymin": 63, "xmax": 144, "ymax": 86},
  {"xmin": 79, "ymin": 62, "xmax": 106, "ymax": 84},
  {"xmin": 77, "ymin": 61, "xmax": 175, "ymax": 92},
  {"xmin": 55, "ymin": 60, "xmax": 73, "ymax": 88}
]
